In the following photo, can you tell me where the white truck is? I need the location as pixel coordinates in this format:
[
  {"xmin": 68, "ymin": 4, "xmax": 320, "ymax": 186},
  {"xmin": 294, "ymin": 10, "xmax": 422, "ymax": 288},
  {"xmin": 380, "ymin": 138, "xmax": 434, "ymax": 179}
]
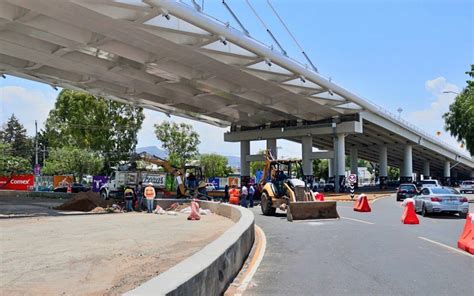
[{"xmin": 99, "ymin": 170, "xmax": 167, "ymax": 200}]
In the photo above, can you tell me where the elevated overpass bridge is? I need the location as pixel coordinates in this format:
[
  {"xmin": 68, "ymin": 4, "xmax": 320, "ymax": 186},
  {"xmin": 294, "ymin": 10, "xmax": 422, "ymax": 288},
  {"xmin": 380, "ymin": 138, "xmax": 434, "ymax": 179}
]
[{"xmin": 0, "ymin": 0, "xmax": 472, "ymax": 189}]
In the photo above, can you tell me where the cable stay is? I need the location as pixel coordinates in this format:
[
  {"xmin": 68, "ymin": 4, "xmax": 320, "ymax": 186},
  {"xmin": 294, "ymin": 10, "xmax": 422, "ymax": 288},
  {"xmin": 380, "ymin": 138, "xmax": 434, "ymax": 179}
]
[
  {"xmin": 222, "ymin": 0, "xmax": 250, "ymax": 36},
  {"xmin": 245, "ymin": 0, "xmax": 287, "ymax": 56},
  {"xmin": 266, "ymin": 0, "xmax": 319, "ymax": 73}
]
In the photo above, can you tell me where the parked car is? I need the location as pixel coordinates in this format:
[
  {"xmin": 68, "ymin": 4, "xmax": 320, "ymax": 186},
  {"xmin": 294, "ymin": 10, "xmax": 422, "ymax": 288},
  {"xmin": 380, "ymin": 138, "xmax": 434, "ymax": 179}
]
[
  {"xmin": 460, "ymin": 180, "xmax": 474, "ymax": 194},
  {"xmin": 324, "ymin": 182, "xmax": 335, "ymax": 192},
  {"xmin": 419, "ymin": 179, "xmax": 439, "ymax": 188},
  {"xmin": 396, "ymin": 183, "xmax": 418, "ymax": 201},
  {"xmin": 413, "ymin": 187, "xmax": 468, "ymax": 218},
  {"xmin": 53, "ymin": 183, "xmax": 90, "ymax": 193}
]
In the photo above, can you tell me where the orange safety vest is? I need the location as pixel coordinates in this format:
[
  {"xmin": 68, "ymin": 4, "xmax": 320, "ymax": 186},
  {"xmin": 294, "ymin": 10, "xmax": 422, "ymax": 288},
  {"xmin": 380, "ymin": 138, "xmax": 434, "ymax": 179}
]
[
  {"xmin": 144, "ymin": 186, "xmax": 155, "ymax": 200},
  {"xmin": 228, "ymin": 188, "xmax": 240, "ymax": 205}
]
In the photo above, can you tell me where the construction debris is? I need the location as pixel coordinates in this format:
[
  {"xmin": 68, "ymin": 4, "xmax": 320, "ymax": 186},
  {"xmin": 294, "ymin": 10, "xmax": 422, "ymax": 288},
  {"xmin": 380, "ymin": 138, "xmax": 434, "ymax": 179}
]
[{"xmin": 54, "ymin": 192, "xmax": 111, "ymax": 212}]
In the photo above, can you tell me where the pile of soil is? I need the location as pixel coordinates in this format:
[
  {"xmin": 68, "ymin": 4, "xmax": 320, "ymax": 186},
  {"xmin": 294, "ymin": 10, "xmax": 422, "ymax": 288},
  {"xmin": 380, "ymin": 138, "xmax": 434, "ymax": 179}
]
[{"xmin": 54, "ymin": 192, "xmax": 111, "ymax": 212}]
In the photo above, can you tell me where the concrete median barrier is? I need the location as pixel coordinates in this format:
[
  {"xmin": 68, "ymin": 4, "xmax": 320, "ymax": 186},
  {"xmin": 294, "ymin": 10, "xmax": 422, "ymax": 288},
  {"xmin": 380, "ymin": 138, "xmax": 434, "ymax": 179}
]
[
  {"xmin": 0, "ymin": 190, "xmax": 71, "ymax": 199},
  {"xmin": 125, "ymin": 199, "xmax": 255, "ymax": 296}
]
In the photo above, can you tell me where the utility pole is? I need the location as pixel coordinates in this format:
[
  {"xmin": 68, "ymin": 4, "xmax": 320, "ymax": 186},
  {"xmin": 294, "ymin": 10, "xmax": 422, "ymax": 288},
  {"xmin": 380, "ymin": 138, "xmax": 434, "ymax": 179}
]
[{"xmin": 35, "ymin": 120, "xmax": 38, "ymax": 191}]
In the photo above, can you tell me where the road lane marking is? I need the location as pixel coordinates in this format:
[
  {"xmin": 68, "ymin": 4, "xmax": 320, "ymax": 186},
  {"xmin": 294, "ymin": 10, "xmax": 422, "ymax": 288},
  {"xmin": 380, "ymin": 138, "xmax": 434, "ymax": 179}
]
[
  {"xmin": 341, "ymin": 217, "xmax": 375, "ymax": 225},
  {"xmin": 418, "ymin": 236, "xmax": 474, "ymax": 259},
  {"xmin": 234, "ymin": 225, "xmax": 267, "ymax": 296},
  {"xmin": 370, "ymin": 194, "xmax": 392, "ymax": 204}
]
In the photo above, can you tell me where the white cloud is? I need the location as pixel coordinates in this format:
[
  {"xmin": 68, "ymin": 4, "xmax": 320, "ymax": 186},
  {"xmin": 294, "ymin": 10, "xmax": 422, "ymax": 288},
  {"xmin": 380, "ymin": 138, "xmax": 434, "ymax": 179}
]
[
  {"xmin": 406, "ymin": 76, "xmax": 466, "ymax": 152},
  {"xmin": 0, "ymin": 85, "xmax": 57, "ymax": 136}
]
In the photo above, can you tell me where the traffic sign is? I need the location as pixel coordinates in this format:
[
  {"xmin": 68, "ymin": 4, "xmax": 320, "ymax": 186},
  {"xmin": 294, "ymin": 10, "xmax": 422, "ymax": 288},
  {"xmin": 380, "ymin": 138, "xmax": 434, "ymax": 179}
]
[
  {"xmin": 348, "ymin": 174, "xmax": 357, "ymax": 184},
  {"xmin": 34, "ymin": 164, "xmax": 41, "ymax": 176}
]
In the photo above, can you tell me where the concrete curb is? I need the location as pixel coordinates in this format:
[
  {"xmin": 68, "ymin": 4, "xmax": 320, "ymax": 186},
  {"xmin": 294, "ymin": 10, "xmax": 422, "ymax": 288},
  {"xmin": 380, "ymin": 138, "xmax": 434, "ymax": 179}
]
[{"xmin": 125, "ymin": 199, "xmax": 255, "ymax": 296}]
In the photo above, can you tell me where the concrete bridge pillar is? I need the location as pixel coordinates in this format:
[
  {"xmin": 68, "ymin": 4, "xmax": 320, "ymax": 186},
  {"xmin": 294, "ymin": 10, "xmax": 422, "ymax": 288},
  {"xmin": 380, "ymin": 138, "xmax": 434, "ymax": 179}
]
[
  {"xmin": 350, "ymin": 147, "xmax": 358, "ymax": 188},
  {"xmin": 334, "ymin": 133, "xmax": 346, "ymax": 192},
  {"xmin": 379, "ymin": 145, "xmax": 388, "ymax": 189},
  {"xmin": 328, "ymin": 158, "xmax": 334, "ymax": 180},
  {"xmin": 423, "ymin": 160, "xmax": 430, "ymax": 179},
  {"xmin": 301, "ymin": 136, "xmax": 313, "ymax": 182},
  {"xmin": 350, "ymin": 147, "xmax": 358, "ymax": 174},
  {"xmin": 240, "ymin": 140, "xmax": 250, "ymax": 186},
  {"xmin": 266, "ymin": 138, "xmax": 277, "ymax": 159},
  {"xmin": 400, "ymin": 145, "xmax": 413, "ymax": 183},
  {"xmin": 443, "ymin": 160, "xmax": 451, "ymax": 186}
]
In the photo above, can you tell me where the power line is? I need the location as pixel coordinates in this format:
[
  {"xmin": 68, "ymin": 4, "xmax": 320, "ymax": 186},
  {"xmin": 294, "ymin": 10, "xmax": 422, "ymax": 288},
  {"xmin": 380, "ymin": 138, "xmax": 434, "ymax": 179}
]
[
  {"xmin": 266, "ymin": 0, "xmax": 319, "ymax": 73},
  {"xmin": 245, "ymin": 0, "xmax": 287, "ymax": 56}
]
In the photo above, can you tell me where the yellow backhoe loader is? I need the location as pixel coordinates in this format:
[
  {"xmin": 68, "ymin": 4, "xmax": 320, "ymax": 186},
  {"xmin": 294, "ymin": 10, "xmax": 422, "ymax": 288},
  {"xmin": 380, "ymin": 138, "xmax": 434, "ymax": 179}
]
[
  {"xmin": 258, "ymin": 150, "xmax": 339, "ymax": 221},
  {"xmin": 139, "ymin": 153, "xmax": 207, "ymax": 198}
]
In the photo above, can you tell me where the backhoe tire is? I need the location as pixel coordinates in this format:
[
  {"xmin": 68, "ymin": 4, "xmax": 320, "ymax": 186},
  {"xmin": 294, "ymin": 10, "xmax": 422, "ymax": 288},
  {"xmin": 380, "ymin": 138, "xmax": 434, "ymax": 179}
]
[{"xmin": 261, "ymin": 191, "xmax": 276, "ymax": 216}]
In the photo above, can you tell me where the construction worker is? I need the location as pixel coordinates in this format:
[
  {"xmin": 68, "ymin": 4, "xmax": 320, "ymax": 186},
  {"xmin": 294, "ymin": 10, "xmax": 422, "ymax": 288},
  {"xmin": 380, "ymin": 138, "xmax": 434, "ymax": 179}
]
[
  {"xmin": 240, "ymin": 184, "xmax": 248, "ymax": 208},
  {"xmin": 135, "ymin": 181, "xmax": 143, "ymax": 212},
  {"xmin": 144, "ymin": 182, "xmax": 156, "ymax": 213},
  {"xmin": 124, "ymin": 186, "xmax": 134, "ymax": 212},
  {"xmin": 228, "ymin": 184, "xmax": 240, "ymax": 205},
  {"xmin": 248, "ymin": 184, "xmax": 255, "ymax": 208}
]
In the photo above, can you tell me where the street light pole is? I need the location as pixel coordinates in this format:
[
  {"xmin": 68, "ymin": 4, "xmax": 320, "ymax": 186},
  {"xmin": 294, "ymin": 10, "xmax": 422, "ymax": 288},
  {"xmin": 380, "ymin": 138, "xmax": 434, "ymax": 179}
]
[{"xmin": 35, "ymin": 120, "xmax": 38, "ymax": 191}]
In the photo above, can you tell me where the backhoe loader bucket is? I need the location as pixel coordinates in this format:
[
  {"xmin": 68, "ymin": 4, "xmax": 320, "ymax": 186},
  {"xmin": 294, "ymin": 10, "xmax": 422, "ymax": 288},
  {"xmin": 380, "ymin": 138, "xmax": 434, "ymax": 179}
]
[{"xmin": 287, "ymin": 201, "xmax": 339, "ymax": 221}]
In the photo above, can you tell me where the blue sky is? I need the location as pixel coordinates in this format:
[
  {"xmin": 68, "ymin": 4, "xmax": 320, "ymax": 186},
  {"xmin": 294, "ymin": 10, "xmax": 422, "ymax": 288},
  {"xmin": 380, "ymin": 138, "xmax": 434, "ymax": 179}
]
[{"xmin": 0, "ymin": 0, "xmax": 472, "ymax": 157}]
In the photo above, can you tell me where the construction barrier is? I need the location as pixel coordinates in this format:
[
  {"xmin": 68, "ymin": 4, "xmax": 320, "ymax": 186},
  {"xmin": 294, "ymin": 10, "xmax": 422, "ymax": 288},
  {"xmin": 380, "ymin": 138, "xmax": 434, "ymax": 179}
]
[
  {"xmin": 353, "ymin": 193, "xmax": 371, "ymax": 212},
  {"xmin": 401, "ymin": 199, "xmax": 419, "ymax": 224},
  {"xmin": 0, "ymin": 174, "xmax": 34, "ymax": 191},
  {"xmin": 457, "ymin": 213, "xmax": 473, "ymax": 254}
]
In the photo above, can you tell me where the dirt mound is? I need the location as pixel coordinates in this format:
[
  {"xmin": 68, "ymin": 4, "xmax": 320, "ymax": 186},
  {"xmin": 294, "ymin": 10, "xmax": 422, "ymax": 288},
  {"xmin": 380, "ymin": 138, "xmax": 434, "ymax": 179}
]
[{"xmin": 54, "ymin": 192, "xmax": 110, "ymax": 212}]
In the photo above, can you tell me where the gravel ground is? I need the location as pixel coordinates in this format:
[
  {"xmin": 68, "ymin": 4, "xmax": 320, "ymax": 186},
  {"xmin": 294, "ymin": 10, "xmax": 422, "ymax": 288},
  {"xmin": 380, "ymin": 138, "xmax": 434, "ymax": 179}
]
[{"xmin": 0, "ymin": 198, "xmax": 234, "ymax": 296}]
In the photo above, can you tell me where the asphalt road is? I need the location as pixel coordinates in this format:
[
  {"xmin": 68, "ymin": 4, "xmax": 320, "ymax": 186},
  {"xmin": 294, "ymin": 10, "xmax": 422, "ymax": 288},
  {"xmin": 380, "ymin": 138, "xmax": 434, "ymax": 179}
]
[{"xmin": 246, "ymin": 194, "xmax": 474, "ymax": 296}]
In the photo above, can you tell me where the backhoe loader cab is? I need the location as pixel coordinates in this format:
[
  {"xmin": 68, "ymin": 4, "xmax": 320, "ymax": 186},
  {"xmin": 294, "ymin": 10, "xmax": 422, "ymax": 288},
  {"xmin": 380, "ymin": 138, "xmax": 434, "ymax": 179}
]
[{"xmin": 259, "ymin": 151, "xmax": 339, "ymax": 221}]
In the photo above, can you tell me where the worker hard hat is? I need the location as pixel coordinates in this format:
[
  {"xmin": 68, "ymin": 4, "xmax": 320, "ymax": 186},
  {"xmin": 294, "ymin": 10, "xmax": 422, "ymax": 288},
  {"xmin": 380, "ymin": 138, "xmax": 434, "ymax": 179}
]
[{"xmin": 148, "ymin": 182, "xmax": 153, "ymax": 186}]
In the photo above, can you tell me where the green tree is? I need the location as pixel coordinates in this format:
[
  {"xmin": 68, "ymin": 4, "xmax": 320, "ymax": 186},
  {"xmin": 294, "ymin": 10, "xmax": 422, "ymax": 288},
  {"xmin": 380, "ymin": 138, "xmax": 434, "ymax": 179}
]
[
  {"xmin": 199, "ymin": 153, "xmax": 232, "ymax": 178},
  {"xmin": 0, "ymin": 142, "xmax": 32, "ymax": 175},
  {"xmin": 312, "ymin": 159, "xmax": 328, "ymax": 180},
  {"xmin": 154, "ymin": 121, "xmax": 200, "ymax": 167},
  {"xmin": 42, "ymin": 146, "xmax": 103, "ymax": 182},
  {"xmin": 44, "ymin": 89, "xmax": 144, "ymax": 169},
  {"xmin": 0, "ymin": 114, "xmax": 33, "ymax": 159},
  {"xmin": 443, "ymin": 65, "xmax": 474, "ymax": 155},
  {"xmin": 388, "ymin": 166, "xmax": 400, "ymax": 180},
  {"xmin": 250, "ymin": 150, "xmax": 266, "ymax": 176}
]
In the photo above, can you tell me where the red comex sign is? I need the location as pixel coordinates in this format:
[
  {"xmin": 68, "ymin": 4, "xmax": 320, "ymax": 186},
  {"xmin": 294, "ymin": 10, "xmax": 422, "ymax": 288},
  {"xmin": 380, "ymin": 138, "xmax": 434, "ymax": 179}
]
[{"xmin": 0, "ymin": 174, "xmax": 34, "ymax": 191}]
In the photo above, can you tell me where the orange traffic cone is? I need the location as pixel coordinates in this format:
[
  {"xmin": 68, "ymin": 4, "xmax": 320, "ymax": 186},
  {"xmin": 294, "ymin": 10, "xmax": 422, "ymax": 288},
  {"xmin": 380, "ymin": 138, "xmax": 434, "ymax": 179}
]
[
  {"xmin": 401, "ymin": 199, "xmax": 419, "ymax": 224},
  {"xmin": 187, "ymin": 200, "xmax": 201, "ymax": 221},
  {"xmin": 353, "ymin": 194, "xmax": 371, "ymax": 212},
  {"xmin": 457, "ymin": 213, "xmax": 473, "ymax": 254}
]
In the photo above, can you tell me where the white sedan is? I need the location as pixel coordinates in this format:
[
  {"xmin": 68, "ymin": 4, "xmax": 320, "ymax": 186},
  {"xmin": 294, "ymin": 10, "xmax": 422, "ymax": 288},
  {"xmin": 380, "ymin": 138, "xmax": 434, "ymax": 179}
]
[{"xmin": 414, "ymin": 187, "xmax": 469, "ymax": 218}]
